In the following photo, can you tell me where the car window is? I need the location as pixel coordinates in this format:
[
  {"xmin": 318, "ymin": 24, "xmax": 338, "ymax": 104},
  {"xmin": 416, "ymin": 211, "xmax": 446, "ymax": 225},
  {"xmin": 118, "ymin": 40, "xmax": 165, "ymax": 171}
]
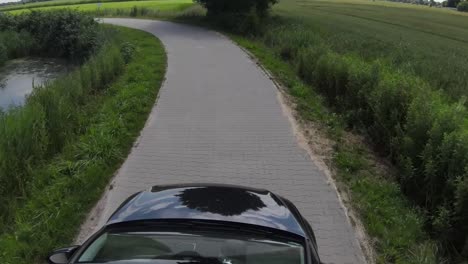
[{"xmin": 77, "ymin": 231, "xmax": 305, "ymax": 264}]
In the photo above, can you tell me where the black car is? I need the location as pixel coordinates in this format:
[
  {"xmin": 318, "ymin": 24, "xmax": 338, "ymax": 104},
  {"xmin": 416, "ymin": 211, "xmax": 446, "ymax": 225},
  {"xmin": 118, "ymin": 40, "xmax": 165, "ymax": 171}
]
[{"xmin": 48, "ymin": 184, "xmax": 322, "ymax": 264}]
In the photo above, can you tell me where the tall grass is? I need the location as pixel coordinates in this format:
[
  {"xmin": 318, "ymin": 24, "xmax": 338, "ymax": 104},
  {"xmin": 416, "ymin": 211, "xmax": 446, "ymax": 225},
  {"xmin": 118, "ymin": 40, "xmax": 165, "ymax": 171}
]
[
  {"xmin": 257, "ymin": 22, "xmax": 468, "ymax": 260},
  {"xmin": 0, "ymin": 31, "xmax": 36, "ymax": 66},
  {"xmin": 91, "ymin": 4, "xmax": 205, "ymax": 19},
  {"xmin": 0, "ymin": 27, "xmax": 124, "ymax": 232},
  {"xmin": 0, "ymin": 26, "xmax": 166, "ymax": 264},
  {"xmin": 0, "ymin": 10, "xmax": 100, "ymax": 62}
]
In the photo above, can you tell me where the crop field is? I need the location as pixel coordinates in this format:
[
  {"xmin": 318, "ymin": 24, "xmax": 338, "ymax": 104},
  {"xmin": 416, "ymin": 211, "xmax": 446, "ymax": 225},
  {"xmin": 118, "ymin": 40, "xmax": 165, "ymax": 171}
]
[
  {"xmin": 3, "ymin": 0, "xmax": 193, "ymax": 14},
  {"xmin": 0, "ymin": 0, "xmax": 135, "ymax": 11},
  {"xmin": 271, "ymin": 0, "xmax": 468, "ymax": 99}
]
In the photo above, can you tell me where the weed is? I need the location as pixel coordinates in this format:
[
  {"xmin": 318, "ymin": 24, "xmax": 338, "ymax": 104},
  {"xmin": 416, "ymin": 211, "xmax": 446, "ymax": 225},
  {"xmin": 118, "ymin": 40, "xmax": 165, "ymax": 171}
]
[{"xmin": 0, "ymin": 27, "xmax": 166, "ymax": 264}]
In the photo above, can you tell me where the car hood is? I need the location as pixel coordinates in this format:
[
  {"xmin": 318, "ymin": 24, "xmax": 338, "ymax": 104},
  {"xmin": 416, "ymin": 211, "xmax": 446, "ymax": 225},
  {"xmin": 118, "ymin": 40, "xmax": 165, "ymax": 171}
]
[{"xmin": 107, "ymin": 184, "xmax": 306, "ymax": 237}]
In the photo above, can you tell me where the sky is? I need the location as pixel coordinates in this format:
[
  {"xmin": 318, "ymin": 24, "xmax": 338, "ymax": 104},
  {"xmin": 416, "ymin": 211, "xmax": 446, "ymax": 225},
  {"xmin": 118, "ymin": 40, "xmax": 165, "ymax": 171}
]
[{"xmin": 0, "ymin": 0, "xmax": 20, "ymax": 4}]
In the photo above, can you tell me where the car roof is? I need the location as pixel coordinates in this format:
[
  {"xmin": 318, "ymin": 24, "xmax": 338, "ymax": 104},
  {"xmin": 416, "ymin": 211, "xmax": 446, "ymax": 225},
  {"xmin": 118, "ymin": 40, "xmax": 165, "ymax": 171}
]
[{"xmin": 107, "ymin": 183, "xmax": 306, "ymax": 237}]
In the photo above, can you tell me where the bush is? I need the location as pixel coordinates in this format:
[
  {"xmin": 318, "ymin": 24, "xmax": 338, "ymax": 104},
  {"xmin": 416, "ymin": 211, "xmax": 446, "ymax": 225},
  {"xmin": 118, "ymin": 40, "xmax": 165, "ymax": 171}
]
[
  {"xmin": 458, "ymin": 1, "xmax": 468, "ymax": 11},
  {"xmin": 195, "ymin": 0, "xmax": 278, "ymax": 17},
  {"xmin": 0, "ymin": 13, "xmax": 16, "ymax": 30},
  {"xmin": 120, "ymin": 42, "xmax": 136, "ymax": 64},
  {"xmin": 448, "ymin": 0, "xmax": 461, "ymax": 7},
  {"xmin": 195, "ymin": 0, "xmax": 278, "ymax": 35},
  {"xmin": 0, "ymin": 30, "xmax": 36, "ymax": 59},
  {"xmin": 0, "ymin": 43, "xmax": 7, "ymax": 66},
  {"xmin": 1, "ymin": 10, "xmax": 100, "ymax": 61}
]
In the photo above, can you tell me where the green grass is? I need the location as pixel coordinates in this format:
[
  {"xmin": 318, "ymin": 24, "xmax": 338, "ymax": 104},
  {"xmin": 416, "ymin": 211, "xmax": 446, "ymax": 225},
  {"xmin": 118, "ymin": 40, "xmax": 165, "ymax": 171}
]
[
  {"xmin": 0, "ymin": 0, "xmax": 146, "ymax": 11},
  {"xmin": 5, "ymin": 0, "xmax": 193, "ymax": 14},
  {"xmin": 230, "ymin": 34, "xmax": 444, "ymax": 264},
  {"xmin": 272, "ymin": 0, "xmax": 468, "ymax": 100},
  {"xmin": 0, "ymin": 26, "xmax": 166, "ymax": 264}
]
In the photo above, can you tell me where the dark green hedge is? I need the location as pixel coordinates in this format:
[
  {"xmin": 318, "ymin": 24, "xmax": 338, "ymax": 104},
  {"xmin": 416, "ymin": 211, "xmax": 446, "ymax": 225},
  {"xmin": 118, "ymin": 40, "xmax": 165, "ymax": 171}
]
[
  {"xmin": 0, "ymin": 10, "xmax": 100, "ymax": 61},
  {"xmin": 457, "ymin": 1, "xmax": 468, "ymax": 11},
  {"xmin": 194, "ymin": 0, "xmax": 277, "ymax": 16},
  {"xmin": 195, "ymin": 0, "xmax": 278, "ymax": 35}
]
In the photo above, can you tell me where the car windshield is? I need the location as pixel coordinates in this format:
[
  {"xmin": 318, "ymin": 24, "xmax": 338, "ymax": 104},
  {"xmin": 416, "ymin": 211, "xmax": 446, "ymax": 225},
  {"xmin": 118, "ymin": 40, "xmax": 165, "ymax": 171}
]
[{"xmin": 77, "ymin": 230, "xmax": 305, "ymax": 264}]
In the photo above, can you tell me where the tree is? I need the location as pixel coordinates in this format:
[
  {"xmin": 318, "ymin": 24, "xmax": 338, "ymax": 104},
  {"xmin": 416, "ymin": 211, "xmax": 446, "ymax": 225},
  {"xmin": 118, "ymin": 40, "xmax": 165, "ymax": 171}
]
[
  {"xmin": 194, "ymin": 0, "xmax": 278, "ymax": 17},
  {"xmin": 447, "ymin": 0, "xmax": 461, "ymax": 7}
]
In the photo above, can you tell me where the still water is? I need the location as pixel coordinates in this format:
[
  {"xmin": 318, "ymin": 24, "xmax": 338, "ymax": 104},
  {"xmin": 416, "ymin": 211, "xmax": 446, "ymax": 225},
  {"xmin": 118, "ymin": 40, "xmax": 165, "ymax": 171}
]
[{"xmin": 0, "ymin": 58, "xmax": 72, "ymax": 110}]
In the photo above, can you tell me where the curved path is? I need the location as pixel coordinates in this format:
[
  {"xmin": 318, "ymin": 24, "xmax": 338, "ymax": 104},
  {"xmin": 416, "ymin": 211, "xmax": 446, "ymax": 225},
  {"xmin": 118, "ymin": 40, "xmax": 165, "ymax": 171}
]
[{"xmin": 82, "ymin": 18, "xmax": 365, "ymax": 264}]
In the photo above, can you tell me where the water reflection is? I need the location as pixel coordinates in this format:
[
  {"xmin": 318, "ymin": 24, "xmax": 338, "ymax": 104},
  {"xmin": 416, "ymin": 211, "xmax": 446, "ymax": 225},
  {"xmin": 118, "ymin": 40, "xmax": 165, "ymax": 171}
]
[
  {"xmin": 108, "ymin": 186, "xmax": 306, "ymax": 235},
  {"xmin": 177, "ymin": 187, "xmax": 266, "ymax": 216},
  {"xmin": 0, "ymin": 58, "xmax": 72, "ymax": 110}
]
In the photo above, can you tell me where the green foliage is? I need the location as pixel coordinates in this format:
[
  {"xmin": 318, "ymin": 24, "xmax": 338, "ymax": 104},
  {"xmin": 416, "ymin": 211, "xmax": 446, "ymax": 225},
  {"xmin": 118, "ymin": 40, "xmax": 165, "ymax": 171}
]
[
  {"xmin": 458, "ymin": 1, "xmax": 468, "ymax": 11},
  {"xmin": 214, "ymin": 7, "xmax": 266, "ymax": 35},
  {"xmin": 194, "ymin": 0, "xmax": 277, "ymax": 17},
  {"xmin": 0, "ymin": 13, "xmax": 16, "ymax": 29},
  {"xmin": 89, "ymin": 4, "xmax": 204, "ymax": 19},
  {"xmin": 196, "ymin": 0, "xmax": 278, "ymax": 35},
  {"xmin": 253, "ymin": 21, "xmax": 468, "ymax": 260},
  {"xmin": 0, "ymin": 26, "xmax": 166, "ymax": 264},
  {"xmin": 230, "ymin": 35, "xmax": 440, "ymax": 263},
  {"xmin": 0, "ymin": 103, "xmax": 48, "ymax": 196},
  {"xmin": 0, "ymin": 10, "xmax": 100, "ymax": 61},
  {"xmin": 0, "ymin": 30, "xmax": 36, "ymax": 66},
  {"xmin": 0, "ymin": 42, "xmax": 6, "ymax": 66},
  {"xmin": 120, "ymin": 42, "xmax": 136, "ymax": 64},
  {"xmin": 0, "ymin": 26, "xmax": 125, "ymax": 231},
  {"xmin": 448, "ymin": 0, "xmax": 461, "ymax": 7}
]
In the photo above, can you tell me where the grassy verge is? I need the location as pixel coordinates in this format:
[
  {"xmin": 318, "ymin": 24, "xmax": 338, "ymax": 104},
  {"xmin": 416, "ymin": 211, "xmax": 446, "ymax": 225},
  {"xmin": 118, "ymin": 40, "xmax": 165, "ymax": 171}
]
[
  {"xmin": 230, "ymin": 36, "xmax": 443, "ymax": 263},
  {"xmin": 0, "ymin": 26, "xmax": 166, "ymax": 264},
  {"xmin": 0, "ymin": 10, "xmax": 105, "ymax": 229}
]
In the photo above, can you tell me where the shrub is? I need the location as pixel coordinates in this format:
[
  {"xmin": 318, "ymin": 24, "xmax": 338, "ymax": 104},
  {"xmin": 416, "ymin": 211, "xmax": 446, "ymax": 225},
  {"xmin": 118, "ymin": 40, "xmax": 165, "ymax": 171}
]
[
  {"xmin": 120, "ymin": 42, "xmax": 136, "ymax": 64},
  {"xmin": 458, "ymin": 1, "xmax": 468, "ymax": 11},
  {"xmin": 0, "ymin": 43, "xmax": 7, "ymax": 66},
  {"xmin": 195, "ymin": 0, "xmax": 278, "ymax": 17},
  {"xmin": 0, "ymin": 13, "xmax": 16, "ymax": 31},
  {"xmin": 0, "ymin": 30, "xmax": 36, "ymax": 59},
  {"xmin": 195, "ymin": 0, "xmax": 278, "ymax": 35},
  {"xmin": 3, "ymin": 10, "xmax": 100, "ymax": 61}
]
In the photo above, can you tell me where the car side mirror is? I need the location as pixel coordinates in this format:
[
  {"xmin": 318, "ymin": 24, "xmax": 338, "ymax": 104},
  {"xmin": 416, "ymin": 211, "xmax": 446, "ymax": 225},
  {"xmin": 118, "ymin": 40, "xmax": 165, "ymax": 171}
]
[{"xmin": 48, "ymin": 246, "xmax": 79, "ymax": 264}]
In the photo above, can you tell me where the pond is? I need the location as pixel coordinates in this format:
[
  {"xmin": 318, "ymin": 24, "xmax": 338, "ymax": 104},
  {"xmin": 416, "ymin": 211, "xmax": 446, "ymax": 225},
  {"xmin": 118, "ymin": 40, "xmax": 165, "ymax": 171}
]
[{"xmin": 0, "ymin": 58, "xmax": 73, "ymax": 111}]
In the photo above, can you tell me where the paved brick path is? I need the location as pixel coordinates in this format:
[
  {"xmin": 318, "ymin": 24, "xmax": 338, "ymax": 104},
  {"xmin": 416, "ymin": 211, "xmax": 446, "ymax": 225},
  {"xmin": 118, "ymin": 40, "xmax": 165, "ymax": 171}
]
[{"xmin": 86, "ymin": 18, "xmax": 365, "ymax": 264}]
